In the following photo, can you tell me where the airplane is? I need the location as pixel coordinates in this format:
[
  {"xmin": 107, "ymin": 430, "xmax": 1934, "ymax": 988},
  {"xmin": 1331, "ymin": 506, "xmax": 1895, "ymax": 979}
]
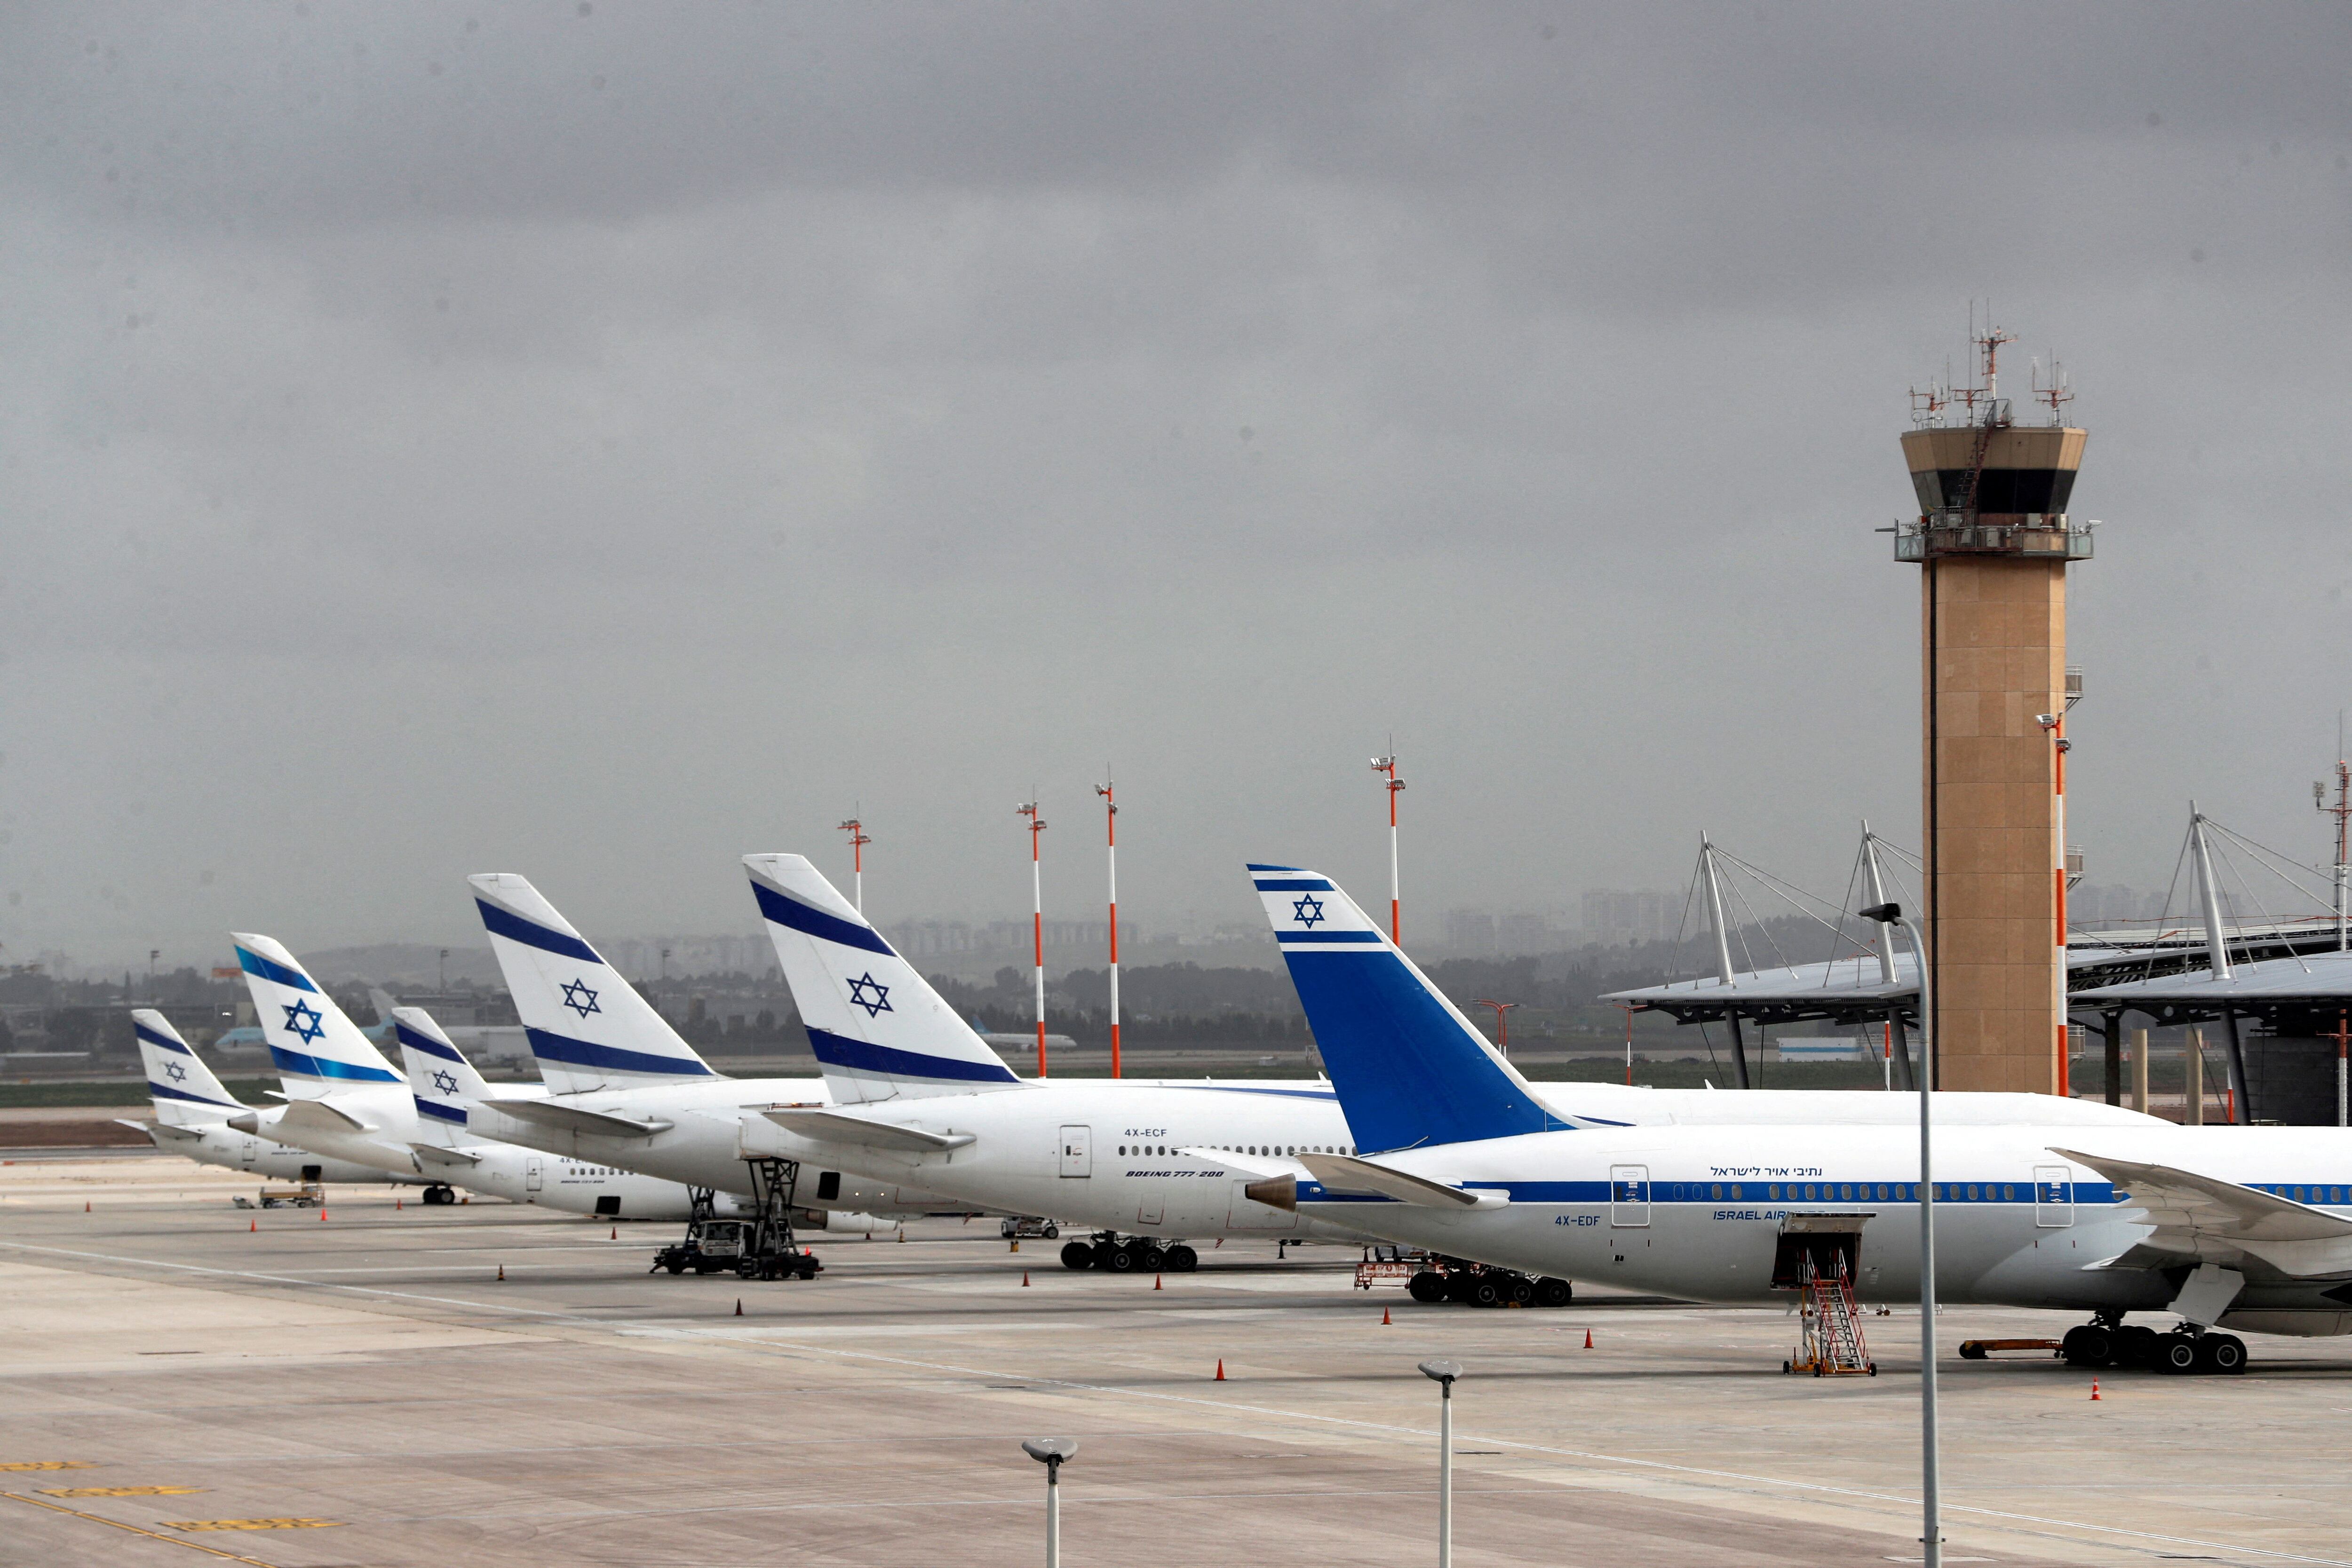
[
  {"xmin": 226, "ymin": 934, "xmax": 721, "ymax": 1220},
  {"xmin": 393, "ymin": 1007, "xmax": 715, "ymax": 1219},
  {"xmin": 463, "ymin": 873, "xmax": 969, "ymax": 1227},
  {"xmin": 1234, "ymin": 863, "xmax": 2352, "ymax": 1374},
  {"xmin": 125, "ymin": 1010, "xmax": 405, "ymax": 1187},
  {"xmin": 731, "ymin": 853, "xmax": 2169, "ymax": 1272}
]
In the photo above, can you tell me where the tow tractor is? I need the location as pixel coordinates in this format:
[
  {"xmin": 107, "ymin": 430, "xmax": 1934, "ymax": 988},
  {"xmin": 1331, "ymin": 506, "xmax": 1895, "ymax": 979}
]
[
  {"xmin": 1000, "ymin": 1216, "xmax": 1061, "ymax": 1241},
  {"xmin": 650, "ymin": 1159, "xmax": 823, "ymax": 1281},
  {"xmin": 1389, "ymin": 1250, "xmax": 1574, "ymax": 1308},
  {"xmin": 1057, "ymin": 1231, "xmax": 1199, "ymax": 1272}
]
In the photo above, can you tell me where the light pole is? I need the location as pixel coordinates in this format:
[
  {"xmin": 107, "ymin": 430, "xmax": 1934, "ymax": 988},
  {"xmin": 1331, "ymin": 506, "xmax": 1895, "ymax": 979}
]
[
  {"xmin": 1418, "ymin": 1358, "xmax": 1462, "ymax": 1568},
  {"xmin": 1020, "ymin": 1438, "xmax": 1077, "ymax": 1567},
  {"xmin": 1862, "ymin": 899, "xmax": 1940, "ymax": 1568},
  {"xmin": 838, "ymin": 814, "xmax": 871, "ymax": 915},
  {"xmin": 1095, "ymin": 776, "xmax": 1120, "ymax": 1079},
  {"xmin": 1017, "ymin": 801, "xmax": 1049, "ymax": 1077},
  {"xmin": 1470, "ymin": 999, "xmax": 1518, "ymax": 1059},
  {"xmin": 1372, "ymin": 750, "xmax": 1406, "ymax": 944},
  {"xmin": 437, "ymin": 948, "xmax": 449, "ymax": 995}
]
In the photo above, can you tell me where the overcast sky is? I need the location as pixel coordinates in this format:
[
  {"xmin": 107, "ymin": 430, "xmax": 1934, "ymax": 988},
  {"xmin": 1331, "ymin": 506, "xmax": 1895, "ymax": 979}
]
[{"xmin": 5, "ymin": 2, "xmax": 2350, "ymax": 969}]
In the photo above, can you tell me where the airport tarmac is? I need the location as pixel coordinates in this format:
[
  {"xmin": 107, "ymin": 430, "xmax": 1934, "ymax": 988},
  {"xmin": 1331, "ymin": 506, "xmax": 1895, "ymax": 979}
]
[{"xmin": 2, "ymin": 1155, "xmax": 2347, "ymax": 1568}]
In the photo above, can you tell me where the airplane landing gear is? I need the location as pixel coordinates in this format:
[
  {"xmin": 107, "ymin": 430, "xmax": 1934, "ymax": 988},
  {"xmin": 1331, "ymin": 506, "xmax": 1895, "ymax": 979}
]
[
  {"xmin": 2074, "ymin": 1314, "xmax": 2244, "ymax": 1376},
  {"xmin": 1057, "ymin": 1233, "xmax": 1199, "ymax": 1272},
  {"xmin": 419, "ymin": 1184, "xmax": 458, "ymax": 1206}
]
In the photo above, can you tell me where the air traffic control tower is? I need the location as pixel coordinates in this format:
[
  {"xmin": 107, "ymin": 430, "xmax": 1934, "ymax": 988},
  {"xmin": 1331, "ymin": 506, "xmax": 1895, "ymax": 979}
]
[{"xmin": 1893, "ymin": 329, "xmax": 2092, "ymax": 1094}]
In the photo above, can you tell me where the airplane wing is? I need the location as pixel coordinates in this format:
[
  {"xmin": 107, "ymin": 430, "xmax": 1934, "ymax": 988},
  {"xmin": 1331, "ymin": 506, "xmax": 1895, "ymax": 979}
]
[
  {"xmin": 410, "ymin": 1143, "xmax": 483, "ymax": 1167},
  {"xmin": 1294, "ymin": 1153, "xmax": 1508, "ymax": 1210},
  {"xmin": 239, "ymin": 1098, "xmax": 375, "ymax": 1136},
  {"xmin": 482, "ymin": 1100, "xmax": 675, "ymax": 1139},
  {"xmin": 758, "ymin": 1107, "xmax": 976, "ymax": 1153},
  {"xmin": 2051, "ymin": 1146, "xmax": 2352, "ymax": 1279},
  {"xmin": 128, "ymin": 1119, "xmax": 200, "ymax": 1141}
]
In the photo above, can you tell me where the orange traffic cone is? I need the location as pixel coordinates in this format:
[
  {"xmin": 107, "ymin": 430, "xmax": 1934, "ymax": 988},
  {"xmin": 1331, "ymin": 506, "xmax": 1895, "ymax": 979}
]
[
  {"xmin": 610, "ymin": 1226, "xmax": 617, "ymax": 1241},
  {"xmin": 2090, "ymin": 1380, "xmax": 2101, "ymax": 1401},
  {"xmin": 319, "ymin": 1209, "xmax": 327, "ymax": 1221},
  {"xmin": 735, "ymin": 1299, "xmax": 744, "ymax": 1316},
  {"xmin": 1022, "ymin": 1270, "xmax": 1030, "ymax": 1286},
  {"xmin": 1215, "ymin": 1359, "xmax": 1226, "ymax": 1381},
  {"xmin": 84, "ymin": 1201, "xmax": 90, "ymax": 1212},
  {"xmin": 249, "ymin": 1219, "xmax": 257, "ymax": 1232},
  {"xmin": 1382, "ymin": 1306, "xmax": 1391, "ymax": 1325},
  {"xmin": 1583, "ymin": 1329, "xmax": 1594, "ymax": 1349},
  {"xmin": 1154, "ymin": 1274, "xmax": 1162, "ymax": 1290},
  {"xmin": 496, "ymin": 1264, "xmax": 505, "ymax": 1281},
  {"xmin": 396, "ymin": 1198, "xmax": 402, "ymax": 1210}
]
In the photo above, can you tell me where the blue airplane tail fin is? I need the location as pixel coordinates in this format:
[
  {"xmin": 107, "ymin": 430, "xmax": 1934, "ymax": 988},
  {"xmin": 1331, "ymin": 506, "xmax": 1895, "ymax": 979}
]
[{"xmin": 1247, "ymin": 864, "xmax": 1558, "ymax": 1152}]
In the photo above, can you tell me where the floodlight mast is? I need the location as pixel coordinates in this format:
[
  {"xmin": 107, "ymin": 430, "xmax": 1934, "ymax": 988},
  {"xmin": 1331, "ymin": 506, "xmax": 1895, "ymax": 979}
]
[
  {"xmin": 1096, "ymin": 776, "xmax": 1121, "ymax": 1079},
  {"xmin": 850, "ymin": 820, "xmax": 871, "ymax": 910},
  {"xmin": 1372, "ymin": 749, "xmax": 1405, "ymax": 943},
  {"xmin": 1018, "ymin": 801, "xmax": 1049, "ymax": 1077}
]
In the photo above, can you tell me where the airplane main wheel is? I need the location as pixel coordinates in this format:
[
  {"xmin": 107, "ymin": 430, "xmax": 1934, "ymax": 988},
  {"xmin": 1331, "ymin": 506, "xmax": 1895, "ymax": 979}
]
[
  {"xmin": 1103, "ymin": 1244, "xmax": 1137, "ymax": 1273},
  {"xmin": 1060, "ymin": 1241, "xmax": 1095, "ymax": 1271},
  {"xmin": 1408, "ymin": 1271, "xmax": 1447, "ymax": 1304},
  {"xmin": 2061, "ymin": 1325, "xmax": 2114, "ymax": 1367},
  {"xmin": 1506, "ymin": 1277, "xmax": 1535, "ymax": 1307},
  {"xmin": 2113, "ymin": 1324, "xmax": 2159, "ymax": 1367},
  {"xmin": 1140, "ymin": 1245, "xmax": 1168, "ymax": 1271},
  {"xmin": 1166, "ymin": 1245, "xmax": 1199, "ymax": 1273},
  {"xmin": 2154, "ymin": 1332, "xmax": 2201, "ymax": 1375},
  {"xmin": 1469, "ymin": 1277, "xmax": 1503, "ymax": 1309},
  {"xmin": 1534, "ymin": 1277, "xmax": 1574, "ymax": 1308},
  {"xmin": 2206, "ymin": 1334, "xmax": 2247, "ymax": 1374}
]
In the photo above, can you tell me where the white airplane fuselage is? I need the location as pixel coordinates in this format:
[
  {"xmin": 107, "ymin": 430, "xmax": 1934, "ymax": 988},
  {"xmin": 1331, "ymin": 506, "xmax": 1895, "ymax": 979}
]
[
  {"xmin": 466, "ymin": 1076, "xmax": 962, "ymax": 1218},
  {"xmin": 146, "ymin": 1118, "xmax": 402, "ymax": 1185},
  {"xmin": 1295, "ymin": 1122, "xmax": 2352, "ymax": 1337}
]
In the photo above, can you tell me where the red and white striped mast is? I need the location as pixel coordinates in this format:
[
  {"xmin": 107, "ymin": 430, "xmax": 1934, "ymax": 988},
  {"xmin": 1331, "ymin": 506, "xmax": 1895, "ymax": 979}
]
[
  {"xmin": 837, "ymin": 813, "xmax": 871, "ymax": 915},
  {"xmin": 1017, "ymin": 800, "xmax": 1048, "ymax": 1077},
  {"xmin": 1095, "ymin": 774, "xmax": 1121, "ymax": 1079},
  {"xmin": 1371, "ymin": 748, "xmax": 1406, "ymax": 944}
]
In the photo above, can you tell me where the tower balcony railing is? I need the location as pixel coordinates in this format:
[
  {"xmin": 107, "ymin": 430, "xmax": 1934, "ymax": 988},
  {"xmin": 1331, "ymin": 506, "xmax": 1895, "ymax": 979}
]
[{"xmin": 1892, "ymin": 512, "xmax": 2095, "ymax": 562}]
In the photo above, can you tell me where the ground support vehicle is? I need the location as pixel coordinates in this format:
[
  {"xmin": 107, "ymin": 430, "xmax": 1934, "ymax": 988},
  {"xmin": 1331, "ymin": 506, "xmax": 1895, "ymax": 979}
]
[
  {"xmin": 1402, "ymin": 1254, "xmax": 1573, "ymax": 1309},
  {"xmin": 650, "ymin": 1163, "xmax": 824, "ymax": 1281},
  {"xmin": 245, "ymin": 1184, "xmax": 327, "ymax": 1210},
  {"xmin": 1000, "ymin": 1216, "xmax": 1061, "ymax": 1240},
  {"xmin": 1058, "ymin": 1231, "xmax": 1199, "ymax": 1273},
  {"xmin": 1355, "ymin": 1244, "xmax": 1435, "ymax": 1290}
]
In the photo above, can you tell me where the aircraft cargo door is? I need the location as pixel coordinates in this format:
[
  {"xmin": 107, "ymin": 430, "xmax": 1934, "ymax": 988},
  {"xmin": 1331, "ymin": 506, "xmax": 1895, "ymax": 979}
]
[
  {"xmin": 526, "ymin": 1157, "xmax": 543, "ymax": 1193},
  {"xmin": 1058, "ymin": 1126, "xmax": 1091, "ymax": 1178}
]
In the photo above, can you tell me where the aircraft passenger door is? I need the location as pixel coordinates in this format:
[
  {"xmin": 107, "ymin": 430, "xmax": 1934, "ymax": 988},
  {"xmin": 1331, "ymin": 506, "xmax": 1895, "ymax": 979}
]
[
  {"xmin": 525, "ymin": 1157, "xmax": 543, "ymax": 1193},
  {"xmin": 2034, "ymin": 1164, "xmax": 2074, "ymax": 1227},
  {"xmin": 1058, "ymin": 1126, "xmax": 1091, "ymax": 1178},
  {"xmin": 1610, "ymin": 1164, "xmax": 1650, "ymax": 1227},
  {"xmin": 239, "ymin": 1135, "xmax": 259, "ymax": 1167}
]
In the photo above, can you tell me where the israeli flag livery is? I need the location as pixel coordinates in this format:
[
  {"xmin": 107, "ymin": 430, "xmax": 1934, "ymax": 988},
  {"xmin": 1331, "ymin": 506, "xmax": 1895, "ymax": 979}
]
[
  {"xmin": 469, "ymin": 873, "xmax": 717, "ymax": 1093},
  {"xmin": 393, "ymin": 1008, "xmax": 491, "ymax": 1136},
  {"xmin": 744, "ymin": 853, "xmax": 1021, "ymax": 1103},
  {"xmin": 231, "ymin": 933, "xmax": 405, "ymax": 1095},
  {"xmin": 1248, "ymin": 865, "xmax": 1560, "ymax": 1153},
  {"xmin": 131, "ymin": 1009, "xmax": 247, "ymax": 1125}
]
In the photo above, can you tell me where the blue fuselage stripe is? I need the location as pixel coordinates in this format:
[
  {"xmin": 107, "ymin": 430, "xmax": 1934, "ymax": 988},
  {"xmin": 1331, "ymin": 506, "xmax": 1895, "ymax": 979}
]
[
  {"xmin": 1277, "ymin": 931, "xmax": 1383, "ymax": 944},
  {"xmin": 267, "ymin": 1046, "xmax": 401, "ymax": 1082},
  {"xmin": 1297, "ymin": 1179, "xmax": 2134, "ymax": 1206},
  {"xmin": 1252, "ymin": 878, "xmax": 1335, "ymax": 892},
  {"xmin": 753, "ymin": 881, "xmax": 894, "ymax": 957},
  {"xmin": 477, "ymin": 899, "xmax": 602, "ymax": 964},
  {"xmin": 524, "ymin": 1026, "xmax": 715, "ymax": 1078},
  {"xmin": 237, "ymin": 947, "xmax": 319, "ymax": 992},
  {"xmin": 414, "ymin": 1098, "xmax": 469, "ymax": 1124},
  {"xmin": 135, "ymin": 1024, "xmax": 193, "ymax": 1054},
  {"xmin": 805, "ymin": 1025, "xmax": 1019, "ymax": 1084}
]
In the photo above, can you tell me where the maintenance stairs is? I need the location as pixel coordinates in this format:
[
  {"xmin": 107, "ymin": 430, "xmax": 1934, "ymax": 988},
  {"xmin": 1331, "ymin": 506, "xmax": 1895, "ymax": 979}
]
[{"xmin": 1785, "ymin": 1254, "xmax": 1875, "ymax": 1377}]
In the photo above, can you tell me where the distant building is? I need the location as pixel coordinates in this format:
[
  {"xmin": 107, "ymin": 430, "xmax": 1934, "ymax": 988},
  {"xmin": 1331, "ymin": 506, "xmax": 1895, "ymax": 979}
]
[{"xmin": 1580, "ymin": 888, "xmax": 1682, "ymax": 947}]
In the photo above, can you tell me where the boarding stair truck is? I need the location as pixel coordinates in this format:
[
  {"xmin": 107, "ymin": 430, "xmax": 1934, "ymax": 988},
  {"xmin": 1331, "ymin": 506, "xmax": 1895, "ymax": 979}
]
[
  {"xmin": 651, "ymin": 1158, "xmax": 821, "ymax": 1281},
  {"xmin": 1775, "ymin": 1211, "xmax": 1877, "ymax": 1375}
]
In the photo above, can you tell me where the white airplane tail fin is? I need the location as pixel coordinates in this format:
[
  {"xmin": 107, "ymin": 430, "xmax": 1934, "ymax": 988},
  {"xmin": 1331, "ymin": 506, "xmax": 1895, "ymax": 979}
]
[
  {"xmin": 743, "ymin": 853, "xmax": 1022, "ymax": 1103},
  {"xmin": 132, "ymin": 1009, "xmax": 246, "ymax": 1126},
  {"xmin": 393, "ymin": 1008, "xmax": 493, "ymax": 1144},
  {"xmin": 230, "ymin": 935, "xmax": 406, "ymax": 1099},
  {"xmin": 469, "ymin": 874, "xmax": 719, "ymax": 1094}
]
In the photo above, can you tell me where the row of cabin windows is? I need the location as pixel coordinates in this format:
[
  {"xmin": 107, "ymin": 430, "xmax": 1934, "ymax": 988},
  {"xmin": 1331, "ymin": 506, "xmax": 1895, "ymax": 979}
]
[
  {"xmin": 565, "ymin": 1165, "xmax": 621, "ymax": 1177},
  {"xmin": 1115, "ymin": 1144, "xmax": 1355, "ymax": 1158},
  {"xmin": 2256, "ymin": 1184, "xmax": 2347, "ymax": 1205},
  {"xmin": 1656, "ymin": 1182, "xmax": 2036, "ymax": 1203}
]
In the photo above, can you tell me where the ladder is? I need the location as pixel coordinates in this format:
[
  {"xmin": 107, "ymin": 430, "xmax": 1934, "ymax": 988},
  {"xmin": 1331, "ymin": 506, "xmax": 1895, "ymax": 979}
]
[{"xmin": 1788, "ymin": 1253, "xmax": 1876, "ymax": 1376}]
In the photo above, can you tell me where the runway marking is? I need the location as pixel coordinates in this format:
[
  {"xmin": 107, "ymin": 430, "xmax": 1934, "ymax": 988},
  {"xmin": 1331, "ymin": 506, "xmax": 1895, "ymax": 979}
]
[
  {"xmin": 0, "ymin": 1461, "xmax": 93, "ymax": 1471},
  {"xmin": 0, "ymin": 1492, "xmax": 281, "ymax": 1565},
  {"xmin": 167, "ymin": 1519, "xmax": 342, "ymax": 1531},
  {"xmin": 41, "ymin": 1486, "xmax": 207, "ymax": 1497}
]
